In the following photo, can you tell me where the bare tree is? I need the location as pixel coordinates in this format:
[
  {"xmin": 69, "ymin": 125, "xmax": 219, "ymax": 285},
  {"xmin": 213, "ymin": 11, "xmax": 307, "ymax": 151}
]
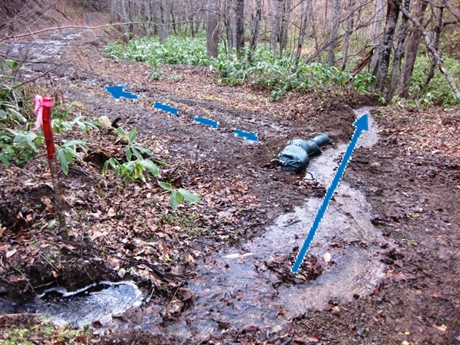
[
  {"xmin": 270, "ymin": 0, "xmax": 283, "ymax": 57},
  {"xmin": 159, "ymin": 0, "xmax": 170, "ymax": 41},
  {"xmin": 235, "ymin": 0, "xmax": 245, "ymax": 52},
  {"xmin": 386, "ymin": 0, "xmax": 410, "ymax": 103},
  {"xmin": 442, "ymin": 0, "xmax": 460, "ymax": 22},
  {"xmin": 249, "ymin": 0, "xmax": 262, "ymax": 56},
  {"xmin": 399, "ymin": 0, "xmax": 428, "ymax": 97},
  {"xmin": 206, "ymin": 0, "xmax": 221, "ymax": 58},
  {"xmin": 295, "ymin": 0, "xmax": 312, "ymax": 67},
  {"xmin": 421, "ymin": 5, "xmax": 444, "ymax": 92},
  {"xmin": 327, "ymin": 0, "xmax": 341, "ymax": 65},
  {"xmin": 374, "ymin": 0, "xmax": 401, "ymax": 93},
  {"xmin": 341, "ymin": 0, "xmax": 354, "ymax": 70},
  {"xmin": 279, "ymin": 0, "xmax": 293, "ymax": 55},
  {"xmin": 224, "ymin": 0, "xmax": 235, "ymax": 51},
  {"xmin": 370, "ymin": 0, "xmax": 386, "ymax": 72},
  {"xmin": 397, "ymin": 0, "xmax": 460, "ymax": 99}
]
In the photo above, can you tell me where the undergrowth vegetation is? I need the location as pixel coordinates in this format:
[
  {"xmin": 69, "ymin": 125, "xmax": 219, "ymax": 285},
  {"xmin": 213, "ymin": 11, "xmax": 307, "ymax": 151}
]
[
  {"xmin": 0, "ymin": 63, "xmax": 200, "ymax": 209},
  {"xmin": 106, "ymin": 35, "xmax": 460, "ymax": 105},
  {"xmin": 106, "ymin": 36, "xmax": 377, "ymax": 101}
]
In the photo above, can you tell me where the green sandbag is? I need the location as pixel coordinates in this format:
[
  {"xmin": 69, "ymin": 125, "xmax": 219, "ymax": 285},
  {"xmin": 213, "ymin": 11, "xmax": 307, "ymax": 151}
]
[
  {"xmin": 288, "ymin": 138, "xmax": 321, "ymax": 156},
  {"xmin": 311, "ymin": 134, "xmax": 333, "ymax": 147},
  {"xmin": 278, "ymin": 145, "xmax": 310, "ymax": 172}
]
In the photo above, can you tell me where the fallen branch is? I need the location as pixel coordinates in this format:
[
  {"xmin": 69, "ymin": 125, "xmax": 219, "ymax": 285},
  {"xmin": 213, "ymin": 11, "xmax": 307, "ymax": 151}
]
[{"xmin": 0, "ymin": 22, "xmax": 143, "ymax": 42}]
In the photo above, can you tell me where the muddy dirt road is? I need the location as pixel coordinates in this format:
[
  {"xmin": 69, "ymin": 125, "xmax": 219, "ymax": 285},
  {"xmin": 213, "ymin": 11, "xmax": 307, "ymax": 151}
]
[{"xmin": 1, "ymin": 30, "xmax": 459, "ymax": 344}]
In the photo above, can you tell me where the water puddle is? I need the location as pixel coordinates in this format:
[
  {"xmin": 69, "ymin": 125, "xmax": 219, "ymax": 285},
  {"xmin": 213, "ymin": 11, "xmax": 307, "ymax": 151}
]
[{"xmin": 20, "ymin": 281, "xmax": 143, "ymax": 328}]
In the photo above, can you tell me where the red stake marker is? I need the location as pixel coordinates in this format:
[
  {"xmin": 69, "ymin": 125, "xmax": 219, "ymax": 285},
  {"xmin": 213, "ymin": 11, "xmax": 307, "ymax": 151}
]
[
  {"xmin": 35, "ymin": 96, "xmax": 68, "ymax": 238},
  {"xmin": 41, "ymin": 97, "xmax": 56, "ymax": 159}
]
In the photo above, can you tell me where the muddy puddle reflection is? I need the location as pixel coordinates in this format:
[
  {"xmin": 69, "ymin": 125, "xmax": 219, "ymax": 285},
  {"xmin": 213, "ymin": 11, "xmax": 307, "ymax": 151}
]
[{"xmin": 141, "ymin": 108, "xmax": 386, "ymax": 337}]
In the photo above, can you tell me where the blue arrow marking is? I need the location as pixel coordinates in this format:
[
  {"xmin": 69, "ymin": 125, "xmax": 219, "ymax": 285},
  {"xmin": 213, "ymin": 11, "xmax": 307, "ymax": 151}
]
[
  {"xmin": 291, "ymin": 113, "xmax": 369, "ymax": 273},
  {"xmin": 105, "ymin": 85, "xmax": 139, "ymax": 100},
  {"xmin": 194, "ymin": 117, "xmax": 219, "ymax": 129},
  {"xmin": 153, "ymin": 101, "xmax": 178, "ymax": 115},
  {"xmin": 234, "ymin": 129, "xmax": 258, "ymax": 142}
]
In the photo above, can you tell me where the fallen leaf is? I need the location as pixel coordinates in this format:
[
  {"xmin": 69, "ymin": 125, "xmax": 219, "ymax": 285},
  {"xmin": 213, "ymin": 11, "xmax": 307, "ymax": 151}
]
[
  {"xmin": 108, "ymin": 208, "xmax": 116, "ymax": 217},
  {"xmin": 433, "ymin": 324, "xmax": 447, "ymax": 332},
  {"xmin": 6, "ymin": 248, "xmax": 17, "ymax": 258},
  {"xmin": 224, "ymin": 253, "xmax": 254, "ymax": 259}
]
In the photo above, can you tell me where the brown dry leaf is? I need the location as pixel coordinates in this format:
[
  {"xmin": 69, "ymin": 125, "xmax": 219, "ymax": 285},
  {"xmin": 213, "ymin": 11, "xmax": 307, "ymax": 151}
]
[
  {"xmin": 185, "ymin": 252, "xmax": 196, "ymax": 264},
  {"xmin": 8, "ymin": 275, "xmax": 26, "ymax": 283}
]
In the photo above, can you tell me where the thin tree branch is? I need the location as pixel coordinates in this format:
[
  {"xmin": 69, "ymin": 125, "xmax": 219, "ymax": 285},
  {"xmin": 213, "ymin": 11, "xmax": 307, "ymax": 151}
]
[{"xmin": 397, "ymin": 1, "xmax": 460, "ymax": 100}]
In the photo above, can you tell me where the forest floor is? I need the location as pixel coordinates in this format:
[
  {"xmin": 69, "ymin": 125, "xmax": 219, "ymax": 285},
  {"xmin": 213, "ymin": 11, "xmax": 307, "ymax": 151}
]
[{"xmin": 1, "ymin": 21, "xmax": 460, "ymax": 345}]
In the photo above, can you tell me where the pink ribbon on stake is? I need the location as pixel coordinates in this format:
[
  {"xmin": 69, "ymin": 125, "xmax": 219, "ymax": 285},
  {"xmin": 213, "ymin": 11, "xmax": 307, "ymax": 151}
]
[{"xmin": 33, "ymin": 95, "xmax": 43, "ymax": 130}]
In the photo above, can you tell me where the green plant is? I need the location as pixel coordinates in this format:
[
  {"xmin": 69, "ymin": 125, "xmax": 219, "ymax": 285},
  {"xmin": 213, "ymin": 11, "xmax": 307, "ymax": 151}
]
[
  {"xmin": 101, "ymin": 127, "xmax": 200, "ymax": 208},
  {"xmin": 0, "ymin": 129, "xmax": 42, "ymax": 167},
  {"xmin": 52, "ymin": 105, "xmax": 99, "ymax": 134},
  {"xmin": 409, "ymin": 55, "xmax": 460, "ymax": 106},
  {"xmin": 116, "ymin": 127, "xmax": 154, "ymax": 161},
  {"xmin": 56, "ymin": 139, "xmax": 87, "ymax": 174},
  {"xmin": 150, "ymin": 69, "xmax": 163, "ymax": 81},
  {"xmin": 168, "ymin": 73, "xmax": 181, "ymax": 82},
  {"xmin": 102, "ymin": 157, "xmax": 160, "ymax": 183},
  {"xmin": 102, "ymin": 127, "xmax": 161, "ymax": 182},
  {"xmin": 158, "ymin": 181, "xmax": 201, "ymax": 210},
  {"xmin": 105, "ymin": 36, "xmax": 386, "ymax": 101}
]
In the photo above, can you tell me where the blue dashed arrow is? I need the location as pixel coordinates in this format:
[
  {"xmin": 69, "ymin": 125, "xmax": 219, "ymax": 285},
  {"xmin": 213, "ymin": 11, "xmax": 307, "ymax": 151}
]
[
  {"xmin": 154, "ymin": 101, "xmax": 178, "ymax": 115},
  {"xmin": 194, "ymin": 117, "xmax": 219, "ymax": 129},
  {"xmin": 234, "ymin": 129, "xmax": 258, "ymax": 142},
  {"xmin": 105, "ymin": 85, "xmax": 139, "ymax": 100}
]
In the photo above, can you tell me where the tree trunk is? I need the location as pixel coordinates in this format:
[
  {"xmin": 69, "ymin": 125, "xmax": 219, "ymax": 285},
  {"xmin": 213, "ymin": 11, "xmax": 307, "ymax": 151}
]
[
  {"xmin": 397, "ymin": 1, "xmax": 460, "ymax": 99},
  {"xmin": 295, "ymin": 0, "xmax": 311, "ymax": 68},
  {"xmin": 327, "ymin": 0, "xmax": 341, "ymax": 66},
  {"xmin": 422, "ymin": 5, "xmax": 444, "ymax": 92},
  {"xmin": 248, "ymin": 0, "xmax": 261, "ymax": 60},
  {"xmin": 235, "ymin": 0, "xmax": 244, "ymax": 52},
  {"xmin": 206, "ymin": 0, "xmax": 221, "ymax": 58},
  {"xmin": 341, "ymin": 0, "xmax": 354, "ymax": 70},
  {"xmin": 370, "ymin": 0, "xmax": 386, "ymax": 72},
  {"xmin": 226, "ymin": 0, "xmax": 235, "ymax": 52},
  {"xmin": 386, "ymin": 0, "xmax": 410, "ymax": 103},
  {"xmin": 270, "ymin": 0, "xmax": 283, "ymax": 57},
  {"xmin": 279, "ymin": 0, "xmax": 292, "ymax": 55},
  {"xmin": 399, "ymin": 0, "xmax": 428, "ymax": 97},
  {"xmin": 374, "ymin": 0, "xmax": 400, "ymax": 93},
  {"xmin": 159, "ymin": 0, "xmax": 170, "ymax": 41},
  {"xmin": 128, "ymin": 0, "xmax": 134, "ymax": 40}
]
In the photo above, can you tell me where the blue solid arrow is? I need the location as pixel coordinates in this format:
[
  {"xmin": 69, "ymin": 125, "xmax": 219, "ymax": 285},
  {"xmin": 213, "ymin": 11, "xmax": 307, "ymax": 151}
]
[
  {"xmin": 105, "ymin": 85, "xmax": 139, "ymax": 100},
  {"xmin": 154, "ymin": 101, "xmax": 178, "ymax": 115},
  {"xmin": 194, "ymin": 117, "xmax": 219, "ymax": 129},
  {"xmin": 291, "ymin": 113, "xmax": 369, "ymax": 273}
]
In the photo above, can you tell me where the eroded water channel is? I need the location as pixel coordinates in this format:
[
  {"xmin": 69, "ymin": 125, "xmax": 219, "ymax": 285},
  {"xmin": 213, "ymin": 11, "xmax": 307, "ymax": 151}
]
[
  {"xmin": 140, "ymin": 108, "xmax": 387, "ymax": 338},
  {"xmin": 9, "ymin": 109, "xmax": 385, "ymax": 337},
  {"xmin": 4, "ymin": 109, "xmax": 387, "ymax": 337},
  {"xmin": 1, "ymin": 33, "xmax": 388, "ymax": 335}
]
